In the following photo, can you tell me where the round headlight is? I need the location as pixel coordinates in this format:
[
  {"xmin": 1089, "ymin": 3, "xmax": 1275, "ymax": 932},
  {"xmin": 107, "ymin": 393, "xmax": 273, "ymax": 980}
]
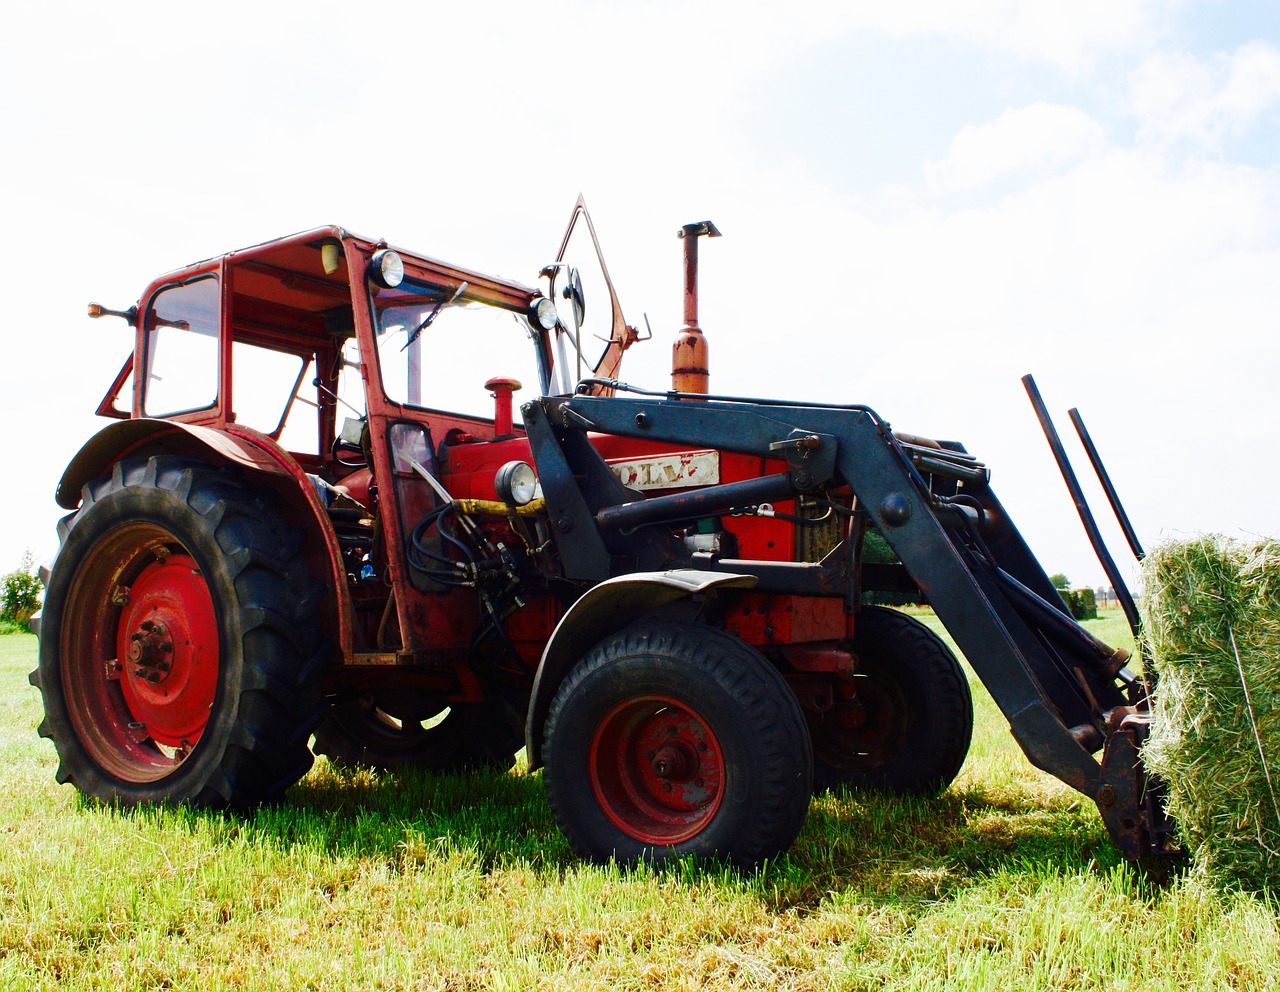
[
  {"xmin": 369, "ymin": 249, "xmax": 404, "ymax": 288},
  {"xmin": 530, "ymin": 296, "xmax": 558, "ymax": 331},
  {"xmin": 495, "ymin": 461, "xmax": 538, "ymax": 507}
]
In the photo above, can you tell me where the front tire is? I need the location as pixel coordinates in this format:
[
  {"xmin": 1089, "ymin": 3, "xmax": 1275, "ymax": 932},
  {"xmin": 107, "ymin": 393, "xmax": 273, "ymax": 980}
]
[
  {"xmin": 543, "ymin": 621, "xmax": 812, "ymax": 867},
  {"xmin": 31, "ymin": 457, "xmax": 328, "ymax": 807}
]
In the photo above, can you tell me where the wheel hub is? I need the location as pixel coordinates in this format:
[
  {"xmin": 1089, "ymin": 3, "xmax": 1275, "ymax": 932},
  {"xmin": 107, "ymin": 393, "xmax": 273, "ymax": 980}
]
[
  {"xmin": 114, "ymin": 553, "xmax": 219, "ymax": 748},
  {"xmin": 127, "ymin": 621, "xmax": 174, "ymax": 683},
  {"xmin": 589, "ymin": 695, "xmax": 726, "ymax": 844},
  {"xmin": 651, "ymin": 742, "xmax": 697, "ymax": 781}
]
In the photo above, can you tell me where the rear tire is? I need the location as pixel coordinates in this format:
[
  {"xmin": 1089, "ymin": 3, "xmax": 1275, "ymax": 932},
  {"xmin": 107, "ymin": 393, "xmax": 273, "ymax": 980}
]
[
  {"xmin": 31, "ymin": 457, "xmax": 328, "ymax": 807},
  {"xmin": 543, "ymin": 621, "xmax": 812, "ymax": 867},
  {"xmin": 313, "ymin": 695, "xmax": 523, "ymax": 773},
  {"xmin": 809, "ymin": 606, "xmax": 972, "ymax": 795}
]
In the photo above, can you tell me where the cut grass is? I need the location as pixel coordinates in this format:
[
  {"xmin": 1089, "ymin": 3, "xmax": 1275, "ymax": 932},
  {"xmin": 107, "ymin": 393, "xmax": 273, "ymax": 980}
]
[{"xmin": 6, "ymin": 619, "xmax": 1280, "ymax": 990}]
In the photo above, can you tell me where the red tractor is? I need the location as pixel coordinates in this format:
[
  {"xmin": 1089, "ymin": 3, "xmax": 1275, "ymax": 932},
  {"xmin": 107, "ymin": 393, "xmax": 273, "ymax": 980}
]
[{"xmin": 33, "ymin": 201, "xmax": 1173, "ymax": 868}]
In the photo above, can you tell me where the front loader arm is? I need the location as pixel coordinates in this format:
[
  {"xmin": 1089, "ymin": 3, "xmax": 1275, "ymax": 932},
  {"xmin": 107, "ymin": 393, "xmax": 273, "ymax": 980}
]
[{"xmin": 534, "ymin": 392, "xmax": 1167, "ymax": 860}]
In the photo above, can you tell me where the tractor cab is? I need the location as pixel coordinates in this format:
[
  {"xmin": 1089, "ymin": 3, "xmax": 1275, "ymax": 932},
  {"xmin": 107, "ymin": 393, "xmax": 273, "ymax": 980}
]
[
  {"xmin": 74, "ymin": 204, "xmax": 641, "ymax": 670},
  {"xmin": 93, "ymin": 198, "xmax": 632, "ymax": 458}
]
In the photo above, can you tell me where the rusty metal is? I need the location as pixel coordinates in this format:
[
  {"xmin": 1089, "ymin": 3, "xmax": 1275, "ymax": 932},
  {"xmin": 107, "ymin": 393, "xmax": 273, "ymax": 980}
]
[
  {"xmin": 1097, "ymin": 711, "xmax": 1178, "ymax": 863},
  {"xmin": 672, "ymin": 221, "xmax": 720, "ymax": 394}
]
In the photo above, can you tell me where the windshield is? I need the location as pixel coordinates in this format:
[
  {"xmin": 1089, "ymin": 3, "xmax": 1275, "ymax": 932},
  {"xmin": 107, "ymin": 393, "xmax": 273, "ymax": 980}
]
[{"xmin": 370, "ymin": 276, "xmax": 544, "ymax": 419}]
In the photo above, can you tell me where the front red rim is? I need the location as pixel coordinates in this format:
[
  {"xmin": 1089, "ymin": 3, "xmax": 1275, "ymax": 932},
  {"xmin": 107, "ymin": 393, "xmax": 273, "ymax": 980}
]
[
  {"xmin": 61, "ymin": 524, "xmax": 220, "ymax": 783},
  {"xmin": 588, "ymin": 694, "xmax": 725, "ymax": 845}
]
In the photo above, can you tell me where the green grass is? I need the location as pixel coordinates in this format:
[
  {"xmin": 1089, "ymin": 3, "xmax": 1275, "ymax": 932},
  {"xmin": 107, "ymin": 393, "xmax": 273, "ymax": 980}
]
[{"xmin": 4, "ymin": 618, "xmax": 1280, "ymax": 990}]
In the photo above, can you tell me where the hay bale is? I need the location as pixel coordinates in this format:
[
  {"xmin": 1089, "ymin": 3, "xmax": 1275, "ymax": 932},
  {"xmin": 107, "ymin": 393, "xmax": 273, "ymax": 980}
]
[{"xmin": 1141, "ymin": 536, "xmax": 1280, "ymax": 892}]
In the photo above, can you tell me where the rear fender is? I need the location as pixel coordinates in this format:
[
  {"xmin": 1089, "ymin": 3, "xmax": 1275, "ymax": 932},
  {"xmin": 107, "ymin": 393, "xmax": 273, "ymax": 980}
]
[
  {"xmin": 524, "ymin": 569, "xmax": 757, "ymax": 769},
  {"xmin": 55, "ymin": 419, "xmax": 352, "ymax": 658}
]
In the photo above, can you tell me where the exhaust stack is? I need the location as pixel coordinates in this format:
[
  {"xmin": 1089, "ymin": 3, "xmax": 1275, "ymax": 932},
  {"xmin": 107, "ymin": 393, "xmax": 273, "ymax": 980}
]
[{"xmin": 672, "ymin": 220, "xmax": 721, "ymax": 394}]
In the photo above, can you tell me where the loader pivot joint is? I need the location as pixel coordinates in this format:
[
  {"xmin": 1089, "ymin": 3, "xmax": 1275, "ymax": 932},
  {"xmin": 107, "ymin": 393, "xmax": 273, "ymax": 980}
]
[{"xmin": 769, "ymin": 430, "xmax": 836, "ymax": 493}]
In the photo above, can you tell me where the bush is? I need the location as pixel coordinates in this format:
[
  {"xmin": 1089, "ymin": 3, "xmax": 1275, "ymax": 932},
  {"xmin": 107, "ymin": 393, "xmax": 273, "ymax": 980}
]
[
  {"xmin": 1056, "ymin": 587, "xmax": 1098, "ymax": 620},
  {"xmin": 861, "ymin": 528, "xmax": 918, "ymax": 607},
  {"xmin": 1, "ymin": 551, "xmax": 42, "ymax": 629}
]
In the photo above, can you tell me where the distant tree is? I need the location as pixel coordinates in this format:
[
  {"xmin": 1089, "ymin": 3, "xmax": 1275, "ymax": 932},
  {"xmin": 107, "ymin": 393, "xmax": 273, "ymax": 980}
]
[
  {"xmin": 1, "ymin": 551, "xmax": 42, "ymax": 628},
  {"xmin": 1049, "ymin": 573, "xmax": 1070, "ymax": 590}
]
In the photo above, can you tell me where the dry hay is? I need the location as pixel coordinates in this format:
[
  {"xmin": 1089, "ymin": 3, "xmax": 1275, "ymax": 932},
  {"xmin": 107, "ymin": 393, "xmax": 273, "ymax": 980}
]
[{"xmin": 1141, "ymin": 536, "xmax": 1280, "ymax": 892}]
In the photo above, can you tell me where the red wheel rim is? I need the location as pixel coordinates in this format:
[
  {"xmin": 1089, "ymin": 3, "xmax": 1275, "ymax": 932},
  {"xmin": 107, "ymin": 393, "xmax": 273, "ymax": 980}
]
[
  {"xmin": 588, "ymin": 694, "xmax": 725, "ymax": 845},
  {"xmin": 61, "ymin": 523, "xmax": 220, "ymax": 783}
]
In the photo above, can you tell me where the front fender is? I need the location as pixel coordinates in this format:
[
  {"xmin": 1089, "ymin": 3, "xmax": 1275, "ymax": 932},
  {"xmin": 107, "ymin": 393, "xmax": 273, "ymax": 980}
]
[{"xmin": 524, "ymin": 569, "xmax": 757, "ymax": 769}]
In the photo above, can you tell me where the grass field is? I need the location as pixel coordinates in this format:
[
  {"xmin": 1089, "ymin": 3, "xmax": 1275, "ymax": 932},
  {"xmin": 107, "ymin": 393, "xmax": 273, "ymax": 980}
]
[{"xmin": 3, "ymin": 616, "xmax": 1279, "ymax": 991}]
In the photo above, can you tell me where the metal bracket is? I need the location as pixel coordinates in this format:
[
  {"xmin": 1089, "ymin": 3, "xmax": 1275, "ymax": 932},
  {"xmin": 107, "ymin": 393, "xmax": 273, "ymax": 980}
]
[{"xmin": 768, "ymin": 430, "xmax": 837, "ymax": 492}]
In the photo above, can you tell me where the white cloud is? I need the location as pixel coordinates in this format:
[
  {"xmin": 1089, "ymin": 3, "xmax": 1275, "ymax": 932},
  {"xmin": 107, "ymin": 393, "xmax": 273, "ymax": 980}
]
[
  {"xmin": 1132, "ymin": 41, "xmax": 1280, "ymax": 148},
  {"xmin": 925, "ymin": 103, "xmax": 1107, "ymax": 192},
  {"xmin": 815, "ymin": 0, "xmax": 1172, "ymax": 69}
]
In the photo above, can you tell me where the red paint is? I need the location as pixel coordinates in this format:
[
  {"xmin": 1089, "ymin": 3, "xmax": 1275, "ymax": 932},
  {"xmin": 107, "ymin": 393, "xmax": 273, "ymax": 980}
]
[
  {"xmin": 61, "ymin": 523, "xmax": 220, "ymax": 784},
  {"xmin": 114, "ymin": 554, "xmax": 218, "ymax": 748},
  {"xmin": 725, "ymin": 593, "xmax": 847, "ymax": 647},
  {"xmin": 485, "ymin": 377, "xmax": 522, "ymax": 436},
  {"xmin": 588, "ymin": 694, "xmax": 725, "ymax": 844}
]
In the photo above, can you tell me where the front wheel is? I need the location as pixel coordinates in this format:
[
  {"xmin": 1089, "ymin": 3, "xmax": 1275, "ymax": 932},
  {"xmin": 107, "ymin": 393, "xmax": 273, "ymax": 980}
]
[
  {"xmin": 543, "ymin": 621, "xmax": 812, "ymax": 867},
  {"xmin": 32, "ymin": 457, "xmax": 328, "ymax": 807}
]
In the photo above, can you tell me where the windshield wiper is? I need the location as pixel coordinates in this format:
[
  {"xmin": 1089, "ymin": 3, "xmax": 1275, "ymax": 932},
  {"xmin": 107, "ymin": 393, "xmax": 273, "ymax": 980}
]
[{"xmin": 401, "ymin": 281, "xmax": 468, "ymax": 352}]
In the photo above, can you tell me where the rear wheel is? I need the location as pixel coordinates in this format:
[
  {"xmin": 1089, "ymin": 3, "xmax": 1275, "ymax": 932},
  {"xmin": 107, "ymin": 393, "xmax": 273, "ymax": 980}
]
[
  {"xmin": 31, "ymin": 457, "xmax": 328, "ymax": 807},
  {"xmin": 543, "ymin": 621, "xmax": 811, "ymax": 867},
  {"xmin": 313, "ymin": 694, "xmax": 523, "ymax": 773},
  {"xmin": 809, "ymin": 606, "xmax": 972, "ymax": 794}
]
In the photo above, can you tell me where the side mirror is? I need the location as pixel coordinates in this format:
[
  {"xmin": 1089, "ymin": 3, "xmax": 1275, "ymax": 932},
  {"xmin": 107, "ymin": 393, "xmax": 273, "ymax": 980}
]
[
  {"xmin": 541, "ymin": 197, "xmax": 630, "ymax": 394},
  {"xmin": 548, "ymin": 265, "xmax": 585, "ymax": 333}
]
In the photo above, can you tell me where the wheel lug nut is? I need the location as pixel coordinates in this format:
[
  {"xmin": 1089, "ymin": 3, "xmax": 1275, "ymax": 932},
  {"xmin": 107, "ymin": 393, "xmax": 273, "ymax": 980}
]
[
  {"xmin": 140, "ymin": 621, "xmax": 154, "ymax": 631},
  {"xmin": 159, "ymin": 642, "xmax": 173, "ymax": 653}
]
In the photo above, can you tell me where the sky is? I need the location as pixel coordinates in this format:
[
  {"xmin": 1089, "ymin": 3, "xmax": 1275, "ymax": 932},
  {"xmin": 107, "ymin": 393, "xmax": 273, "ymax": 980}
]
[{"xmin": 3, "ymin": 0, "xmax": 1279, "ymax": 594}]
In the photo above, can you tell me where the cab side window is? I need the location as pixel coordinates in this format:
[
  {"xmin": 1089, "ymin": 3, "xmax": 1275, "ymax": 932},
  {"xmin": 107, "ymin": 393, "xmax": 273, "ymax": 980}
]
[{"xmin": 143, "ymin": 277, "xmax": 219, "ymax": 416}]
